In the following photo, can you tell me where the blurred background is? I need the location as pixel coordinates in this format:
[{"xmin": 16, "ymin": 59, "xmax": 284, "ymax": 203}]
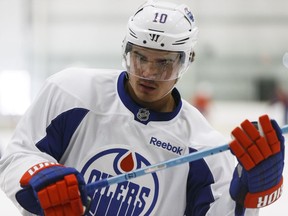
[{"xmin": 0, "ymin": 0, "xmax": 287, "ymax": 215}]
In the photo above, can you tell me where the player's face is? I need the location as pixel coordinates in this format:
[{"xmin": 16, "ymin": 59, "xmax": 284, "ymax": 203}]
[{"xmin": 126, "ymin": 45, "xmax": 180, "ymax": 104}]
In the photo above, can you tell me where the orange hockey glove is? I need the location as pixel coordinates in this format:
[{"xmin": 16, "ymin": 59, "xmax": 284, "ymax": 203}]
[
  {"xmin": 229, "ymin": 115, "xmax": 284, "ymax": 215},
  {"xmin": 16, "ymin": 162, "xmax": 89, "ymax": 216}
]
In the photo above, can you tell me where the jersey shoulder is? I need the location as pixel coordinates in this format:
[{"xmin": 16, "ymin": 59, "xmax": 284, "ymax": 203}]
[
  {"xmin": 44, "ymin": 68, "xmax": 123, "ymax": 109},
  {"xmin": 47, "ymin": 67, "xmax": 122, "ymax": 88},
  {"xmin": 34, "ymin": 68, "xmax": 121, "ymax": 112},
  {"xmin": 180, "ymin": 99, "xmax": 227, "ymax": 148}
]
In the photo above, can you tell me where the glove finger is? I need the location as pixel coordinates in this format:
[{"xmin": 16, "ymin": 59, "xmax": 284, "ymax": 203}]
[
  {"xmin": 44, "ymin": 207, "xmax": 57, "ymax": 216},
  {"xmin": 241, "ymin": 119, "xmax": 272, "ymax": 159},
  {"xmin": 38, "ymin": 184, "xmax": 62, "ymax": 209},
  {"xmin": 271, "ymin": 119, "xmax": 285, "ymax": 153},
  {"xmin": 71, "ymin": 198, "xmax": 85, "ymax": 215},
  {"xmin": 38, "ymin": 174, "xmax": 84, "ymax": 216},
  {"xmin": 65, "ymin": 174, "xmax": 84, "ymax": 215},
  {"xmin": 38, "ymin": 188, "xmax": 51, "ymax": 210},
  {"xmin": 240, "ymin": 120, "xmax": 260, "ymax": 141},
  {"xmin": 231, "ymin": 127, "xmax": 264, "ymax": 169},
  {"xmin": 57, "ymin": 180, "xmax": 69, "ymax": 203},
  {"xmin": 232, "ymin": 127, "xmax": 253, "ymax": 149},
  {"xmin": 66, "ymin": 175, "xmax": 80, "ymax": 199},
  {"xmin": 230, "ymin": 140, "xmax": 255, "ymax": 170},
  {"xmin": 48, "ymin": 184, "xmax": 61, "ymax": 206},
  {"xmin": 259, "ymin": 115, "xmax": 281, "ymax": 154}
]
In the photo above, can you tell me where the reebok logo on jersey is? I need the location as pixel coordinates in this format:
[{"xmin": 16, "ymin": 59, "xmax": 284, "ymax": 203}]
[{"xmin": 149, "ymin": 137, "xmax": 183, "ymax": 155}]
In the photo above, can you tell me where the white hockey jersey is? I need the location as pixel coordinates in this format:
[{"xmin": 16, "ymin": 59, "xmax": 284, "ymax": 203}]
[{"xmin": 0, "ymin": 68, "xmax": 258, "ymax": 215}]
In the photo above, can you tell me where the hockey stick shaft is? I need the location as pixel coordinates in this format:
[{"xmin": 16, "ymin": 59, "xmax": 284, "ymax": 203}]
[
  {"xmin": 86, "ymin": 144, "xmax": 229, "ymax": 193},
  {"xmin": 86, "ymin": 125, "xmax": 288, "ymax": 193}
]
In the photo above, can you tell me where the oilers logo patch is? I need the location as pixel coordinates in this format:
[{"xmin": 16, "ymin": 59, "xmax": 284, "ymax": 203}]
[{"xmin": 81, "ymin": 147, "xmax": 159, "ymax": 216}]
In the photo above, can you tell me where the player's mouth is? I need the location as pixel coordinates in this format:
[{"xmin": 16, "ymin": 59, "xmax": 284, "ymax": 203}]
[{"xmin": 138, "ymin": 80, "xmax": 157, "ymax": 93}]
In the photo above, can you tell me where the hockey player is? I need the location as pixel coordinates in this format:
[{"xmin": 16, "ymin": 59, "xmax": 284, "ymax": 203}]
[{"xmin": 0, "ymin": 1, "xmax": 285, "ymax": 216}]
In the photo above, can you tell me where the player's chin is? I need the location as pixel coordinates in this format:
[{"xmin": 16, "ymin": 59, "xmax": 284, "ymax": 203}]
[{"xmin": 135, "ymin": 90, "xmax": 160, "ymax": 103}]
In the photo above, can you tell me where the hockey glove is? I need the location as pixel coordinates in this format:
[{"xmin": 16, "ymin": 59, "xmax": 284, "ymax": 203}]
[
  {"xmin": 16, "ymin": 162, "xmax": 89, "ymax": 216},
  {"xmin": 229, "ymin": 115, "xmax": 284, "ymax": 211}
]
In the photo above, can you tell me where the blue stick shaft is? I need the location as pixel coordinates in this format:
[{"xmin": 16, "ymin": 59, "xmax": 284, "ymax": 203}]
[
  {"xmin": 86, "ymin": 125, "xmax": 288, "ymax": 193},
  {"xmin": 86, "ymin": 144, "xmax": 230, "ymax": 193}
]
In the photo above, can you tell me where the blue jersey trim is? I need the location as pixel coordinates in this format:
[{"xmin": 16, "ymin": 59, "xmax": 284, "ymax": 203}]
[
  {"xmin": 117, "ymin": 72, "xmax": 182, "ymax": 124},
  {"xmin": 185, "ymin": 147, "xmax": 215, "ymax": 216},
  {"xmin": 36, "ymin": 108, "xmax": 89, "ymax": 161}
]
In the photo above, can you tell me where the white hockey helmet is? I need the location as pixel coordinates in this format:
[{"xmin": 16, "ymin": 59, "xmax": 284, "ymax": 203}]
[{"xmin": 122, "ymin": 0, "xmax": 198, "ymax": 80}]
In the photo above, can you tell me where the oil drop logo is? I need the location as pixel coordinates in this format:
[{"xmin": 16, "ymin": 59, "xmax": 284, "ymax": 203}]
[
  {"xmin": 118, "ymin": 151, "xmax": 136, "ymax": 173},
  {"xmin": 81, "ymin": 147, "xmax": 159, "ymax": 216}
]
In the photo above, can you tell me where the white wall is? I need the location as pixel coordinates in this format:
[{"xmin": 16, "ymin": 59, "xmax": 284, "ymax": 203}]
[{"xmin": 1, "ymin": 0, "xmax": 288, "ymax": 100}]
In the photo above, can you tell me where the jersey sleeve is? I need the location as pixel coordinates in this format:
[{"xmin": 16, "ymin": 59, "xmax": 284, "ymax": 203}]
[{"xmin": 0, "ymin": 69, "xmax": 86, "ymax": 214}]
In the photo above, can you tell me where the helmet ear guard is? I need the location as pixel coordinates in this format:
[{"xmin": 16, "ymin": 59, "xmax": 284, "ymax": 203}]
[{"xmin": 122, "ymin": 0, "xmax": 198, "ymax": 79}]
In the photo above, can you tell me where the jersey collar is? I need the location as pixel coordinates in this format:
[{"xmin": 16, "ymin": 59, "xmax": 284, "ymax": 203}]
[{"xmin": 117, "ymin": 72, "xmax": 182, "ymax": 124}]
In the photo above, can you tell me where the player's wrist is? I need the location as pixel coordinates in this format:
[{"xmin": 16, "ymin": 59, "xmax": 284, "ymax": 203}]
[
  {"xmin": 244, "ymin": 177, "xmax": 283, "ymax": 208},
  {"xmin": 230, "ymin": 157, "xmax": 284, "ymax": 207},
  {"xmin": 20, "ymin": 162, "xmax": 63, "ymax": 187}
]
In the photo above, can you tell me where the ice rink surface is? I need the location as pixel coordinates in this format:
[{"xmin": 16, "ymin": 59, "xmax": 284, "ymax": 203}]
[{"xmin": 0, "ymin": 101, "xmax": 287, "ymax": 215}]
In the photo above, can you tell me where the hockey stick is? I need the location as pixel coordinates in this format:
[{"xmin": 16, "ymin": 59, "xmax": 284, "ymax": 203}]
[
  {"xmin": 86, "ymin": 124, "xmax": 288, "ymax": 194},
  {"xmin": 86, "ymin": 143, "xmax": 230, "ymax": 193},
  {"xmin": 16, "ymin": 125, "xmax": 288, "ymax": 213}
]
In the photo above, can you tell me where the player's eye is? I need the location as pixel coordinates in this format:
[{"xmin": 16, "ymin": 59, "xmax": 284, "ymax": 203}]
[
  {"xmin": 133, "ymin": 52, "xmax": 147, "ymax": 63},
  {"xmin": 156, "ymin": 59, "xmax": 173, "ymax": 67}
]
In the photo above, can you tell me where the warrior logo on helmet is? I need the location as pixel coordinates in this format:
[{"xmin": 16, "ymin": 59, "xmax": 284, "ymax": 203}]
[{"xmin": 149, "ymin": 34, "xmax": 160, "ymax": 42}]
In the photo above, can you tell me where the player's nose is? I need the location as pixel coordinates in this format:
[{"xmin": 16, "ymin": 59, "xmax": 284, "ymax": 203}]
[{"xmin": 141, "ymin": 62, "xmax": 159, "ymax": 79}]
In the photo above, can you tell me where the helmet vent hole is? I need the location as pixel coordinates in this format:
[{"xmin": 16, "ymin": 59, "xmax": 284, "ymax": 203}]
[
  {"xmin": 143, "ymin": 40, "xmax": 147, "ymax": 44},
  {"xmin": 161, "ymin": 43, "xmax": 165, "ymax": 47}
]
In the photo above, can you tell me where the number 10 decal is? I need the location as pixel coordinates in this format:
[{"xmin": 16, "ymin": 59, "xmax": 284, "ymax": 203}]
[{"xmin": 153, "ymin": 13, "xmax": 168, "ymax": 23}]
